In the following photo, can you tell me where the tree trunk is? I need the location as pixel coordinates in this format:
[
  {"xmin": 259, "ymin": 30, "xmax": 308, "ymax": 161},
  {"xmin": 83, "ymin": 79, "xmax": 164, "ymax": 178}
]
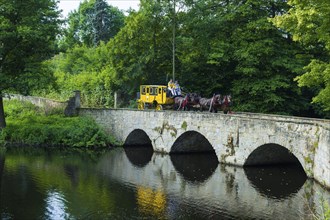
[
  {"xmin": 0, "ymin": 95, "xmax": 6, "ymax": 129},
  {"xmin": 0, "ymin": 156, "xmax": 5, "ymax": 200}
]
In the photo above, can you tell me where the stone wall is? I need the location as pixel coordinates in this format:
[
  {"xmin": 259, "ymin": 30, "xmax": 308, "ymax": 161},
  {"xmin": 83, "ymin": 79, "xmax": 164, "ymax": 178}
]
[
  {"xmin": 79, "ymin": 108, "xmax": 330, "ymax": 188},
  {"xmin": 4, "ymin": 94, "xmax": 67, "ymax": 114},
  {"xmin": 4, "ymin": 92, "xmax": 81, "ymax": 116}
]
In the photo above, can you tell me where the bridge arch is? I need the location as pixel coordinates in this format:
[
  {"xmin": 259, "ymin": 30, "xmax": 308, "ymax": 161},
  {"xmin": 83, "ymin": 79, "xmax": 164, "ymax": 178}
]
[
  {"xmin": 170, "ymin": 130, "xmax": 215, "ymax": 154},
  {"xmin": 123, "ymin": 129, "xmax": 152, "ymax": 147},
  {"xmin": 244, "ymin": 143, "xmax": 304, "ymax": 169}
]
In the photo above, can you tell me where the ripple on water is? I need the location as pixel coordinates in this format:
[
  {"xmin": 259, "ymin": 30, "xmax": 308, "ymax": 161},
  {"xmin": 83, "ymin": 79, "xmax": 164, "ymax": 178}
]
[{"xmin": 44, "ymin": 189, "xmax": 72, "ymax": 220}]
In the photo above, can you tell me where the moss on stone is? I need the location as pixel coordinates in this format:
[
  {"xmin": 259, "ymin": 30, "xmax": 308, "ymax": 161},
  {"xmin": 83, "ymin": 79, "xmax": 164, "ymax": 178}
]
[
  {"xmin": 153, "ymin": 121, "xmax": 177, "ymax": 137},
  {"xmin": 220, "ymin": 134, "xmax": 236, "ymax": 163},
  {"xmin": 181, "ymin": 121, "xmax": 187, "ymax": 131}
]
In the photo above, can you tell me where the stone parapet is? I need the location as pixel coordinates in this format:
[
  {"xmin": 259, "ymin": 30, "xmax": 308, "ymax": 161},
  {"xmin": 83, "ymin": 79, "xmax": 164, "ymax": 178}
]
[{"xmin": 4, "ymin": 94, "xmax": 66, "ymax": 114}]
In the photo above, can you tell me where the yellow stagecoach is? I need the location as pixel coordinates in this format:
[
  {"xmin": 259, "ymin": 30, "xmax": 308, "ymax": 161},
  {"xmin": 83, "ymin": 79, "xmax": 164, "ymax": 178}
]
[{"xmin": 137, "ymin": 85, "xmax": 174, "ymax": 110}]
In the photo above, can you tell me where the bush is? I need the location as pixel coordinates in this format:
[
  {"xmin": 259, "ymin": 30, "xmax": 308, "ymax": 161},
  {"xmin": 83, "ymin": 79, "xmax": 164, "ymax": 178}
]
[{"xmin": 0, "ymin": 100, "xmax": 118, "ymax": 148}]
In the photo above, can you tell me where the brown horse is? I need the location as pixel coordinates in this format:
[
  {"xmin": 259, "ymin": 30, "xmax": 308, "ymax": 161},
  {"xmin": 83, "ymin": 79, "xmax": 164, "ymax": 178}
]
[
  {"xmin": 199, "ymin": 94, "xmax": 222, "ymax": 113},
  {"xmin": 221, "ymin": 95, "xmax": 232, "ymax": 114},
  {"xmin": 173, "ymin": 94, "xmax": 190, "ymax": 111},
  {"xmin": 184, "ymin": 92, "xmax": 200, "ymax": 111}
]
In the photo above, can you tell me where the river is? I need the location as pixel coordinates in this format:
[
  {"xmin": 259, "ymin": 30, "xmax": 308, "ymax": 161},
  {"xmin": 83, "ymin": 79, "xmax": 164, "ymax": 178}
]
[{"xmin": 0, "ymin": 146, "xmax": 329, "ymax": 219}]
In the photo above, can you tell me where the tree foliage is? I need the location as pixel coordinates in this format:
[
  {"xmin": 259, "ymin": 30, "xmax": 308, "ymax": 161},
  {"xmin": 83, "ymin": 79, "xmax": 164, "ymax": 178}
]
[
  {"xmin": 104, "ymin": 0, "xmax": 313, "ymax": 115},
  {"xmin": 36, "ymin": 43, "xmax": 116, "ymax": 107},
  {"xmin": 0, "ymin": 0, "xmax": 62, "ymax": 127},
  {"xmin": 273, "ymin": 0, "xmax": 330, "ymax": 112},
  {"xmin": 32, "ymin": 0, "xmax": 329, "ymax": 118},
  {"xmin": 61, "ymin": 0, "xmax": 125, "ymax": 48},
  {"xmin": 178, "ymin": 0, "xmax": 313, "ymax": 115},
  {"xmin": 105, "ymin": 0, "xmax": 179, "ymax": 103}
]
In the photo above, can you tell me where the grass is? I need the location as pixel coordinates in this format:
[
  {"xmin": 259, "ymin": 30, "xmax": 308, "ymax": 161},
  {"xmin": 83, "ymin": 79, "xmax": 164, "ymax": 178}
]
[{"xmin": 0, "ymin": 99, "xmax": 118, "ymax": 148}]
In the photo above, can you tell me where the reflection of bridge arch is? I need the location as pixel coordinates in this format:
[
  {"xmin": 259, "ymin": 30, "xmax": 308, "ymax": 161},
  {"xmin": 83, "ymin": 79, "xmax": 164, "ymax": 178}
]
[
  {"xmin": 97, "ymin": 149, "xmax": 326, "ymax": 220},
  {"xmin": 124, "ymin": 147, "xmax": 153, "ymax": 168},
  {"xmin": 170, "ymin": 131, "xmax": 215, "ymax": 153},
  {"xmin": 170, "ymin": 153, "xmax": 218, "ymax": 183},
  {"xmin": 244, "ymin": 164, "xmax": 306, "ymax": 200}
]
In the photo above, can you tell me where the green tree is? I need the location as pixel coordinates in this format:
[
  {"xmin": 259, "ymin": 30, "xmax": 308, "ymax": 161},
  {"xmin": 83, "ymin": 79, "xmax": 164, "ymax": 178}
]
[
  {"xmin": 62, "ymin": 0, "xmax": 125, "ymax": 48},
  {"xmin": 179, "ymin": 0, "xmax": 311, "ymax": 115},
  {"xmin": 0, "ymin": 0, "xmax": 62, "ymax": 128},
  {"xmin": 41, "ymin": 43, "xmax": 116, "ymax": 107},
  {"xmin": 107, "ymin": 0, "xmax": 188, "ymax": 103},
  {"xmin": 273, "ymin": 0, "xmax": 330, "ymax": 113}
]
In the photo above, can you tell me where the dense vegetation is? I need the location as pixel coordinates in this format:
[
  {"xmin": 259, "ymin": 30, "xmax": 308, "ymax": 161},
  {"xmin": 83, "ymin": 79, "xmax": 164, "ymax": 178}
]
[
  {"xmin": 0, "ymin": 0, "xmax": 62, "ymax": 128},
  {"xmin": 36, "ymin": 0, "xmax": 329, "ymax": 118},
  {"xmin": 0, "ymin": 100, "xmax": 116, "ymax": 147},
  {"xmin": 1, "ymin": 0, "xmax": 330, "ymax": 130}
]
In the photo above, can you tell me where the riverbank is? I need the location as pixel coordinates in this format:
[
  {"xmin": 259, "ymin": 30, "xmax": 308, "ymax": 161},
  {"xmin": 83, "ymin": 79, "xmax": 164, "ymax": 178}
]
[{"xmin": 0, "ymin": 99, "xmax": 118, "ymax": 148}]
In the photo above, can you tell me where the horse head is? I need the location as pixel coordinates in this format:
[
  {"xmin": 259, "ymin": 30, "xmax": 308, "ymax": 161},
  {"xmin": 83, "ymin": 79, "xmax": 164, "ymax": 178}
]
[
  {"xmin": 213, "ymin": 94, "xmax": 222, "ymax": 105},
  {"xmin": 190, "ymin": 93, "xmax": 201, "ymax": 105},
  {"xmin": 228, "ymin": 95, "xmax": 232, "ymax": 105},
  {"xmin": 223, "ymin": 95, "xmax": 231, "ymax": 107},
  {"xmin": 221, "ymin": 95, "xmax": 232, "ymax": 114}
]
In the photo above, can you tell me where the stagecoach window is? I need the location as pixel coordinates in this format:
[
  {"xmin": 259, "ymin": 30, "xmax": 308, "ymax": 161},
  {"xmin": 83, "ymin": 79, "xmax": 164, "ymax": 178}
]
[
  {"xmin": 142, "ymin": 87, "xmax": 146, "ymax": 94},
  {"xmin": 159, "ymin": 88, "xmax": 162, "ymax": 94},
  {"xmin": 147, "ymin": 88, "xmax": 149, "ymax": 93},
  {"xmin": 149, "ymin": 87, "xmax": 157, "ymax": 95}
]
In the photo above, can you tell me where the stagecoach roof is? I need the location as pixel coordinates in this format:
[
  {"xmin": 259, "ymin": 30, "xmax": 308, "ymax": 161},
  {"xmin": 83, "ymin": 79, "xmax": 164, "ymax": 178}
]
[{"xmin": 140, "ymin": 85, "xmax": 167, "ymax": 87}]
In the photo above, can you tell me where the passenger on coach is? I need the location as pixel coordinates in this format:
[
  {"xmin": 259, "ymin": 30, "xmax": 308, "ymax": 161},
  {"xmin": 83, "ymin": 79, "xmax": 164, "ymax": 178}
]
[
  {"xmin": 168, "ymin": 79, "xmax": 176, "ymax": 96},
  {"xmin": 174, "ymin": 80, "xmax": 181, "ymax": 96}
]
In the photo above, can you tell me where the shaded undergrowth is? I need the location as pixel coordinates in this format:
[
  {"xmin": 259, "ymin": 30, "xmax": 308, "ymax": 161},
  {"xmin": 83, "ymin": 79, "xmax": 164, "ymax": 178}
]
[{"xmin": 0, "ymin": 100, "xmax": 118, "ymax": 148}]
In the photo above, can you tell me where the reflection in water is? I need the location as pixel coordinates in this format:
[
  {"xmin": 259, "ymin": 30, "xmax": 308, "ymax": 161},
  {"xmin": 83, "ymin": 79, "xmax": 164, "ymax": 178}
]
[
  {"xmin": 170, "ymin": 153, "xmax": 218, "ymax": 183},
  {"xmin": 63, "ymin": 165, "xmax": 79, "ymax": 188},
  {"xmin": 0, "ymin": 155, "xmax": 4, "ymax": 183},
  {"xmin": 124, "ymin": 146, "xmax": 153, "ymax": 167},
  {"xmin": 44, "ymin": 190, "xmax": 71, "ymax": 220},
  {"xmin": 1, "ymin": 147, "xmax": 329, "ymax": 220},
  {"xmin": 244, "ymin": 164, "xmax": 307, "ymax": 200},
  {"xmin": 136, "ymin": 187, "xmax": 166, "ymax": 218},
  {"xmin": 0, "ymin": 155, "xmax": 4, "ymax": 209}
]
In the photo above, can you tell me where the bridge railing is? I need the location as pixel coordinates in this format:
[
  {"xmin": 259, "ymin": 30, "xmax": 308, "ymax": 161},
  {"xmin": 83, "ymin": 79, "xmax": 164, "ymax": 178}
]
[{"xmin": 232, "ymin": 111, "xmax": 330, "ymax": 125}]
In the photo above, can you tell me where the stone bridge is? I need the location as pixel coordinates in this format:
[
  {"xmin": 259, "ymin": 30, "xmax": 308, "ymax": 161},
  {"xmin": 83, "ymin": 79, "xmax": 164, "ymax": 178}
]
[{"xmin": 79, "ymin": 108, "xmax": 330, "ymax": 189}]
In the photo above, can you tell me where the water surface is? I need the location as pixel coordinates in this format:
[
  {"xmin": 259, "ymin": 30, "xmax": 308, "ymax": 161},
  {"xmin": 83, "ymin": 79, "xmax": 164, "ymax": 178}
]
[{"xmin": 0, "ymin": 147, "xmax": 329, "ymax": 219}]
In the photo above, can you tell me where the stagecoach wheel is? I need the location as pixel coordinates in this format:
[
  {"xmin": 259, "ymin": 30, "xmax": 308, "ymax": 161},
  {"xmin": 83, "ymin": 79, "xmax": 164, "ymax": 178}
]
[
  {"xmin": 138, "ymin": 101, "xmax": 145, "ymax": 110},
  {"xmin": 156, "ymin": 104, "xmax": 163, "ymax": 111}
]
